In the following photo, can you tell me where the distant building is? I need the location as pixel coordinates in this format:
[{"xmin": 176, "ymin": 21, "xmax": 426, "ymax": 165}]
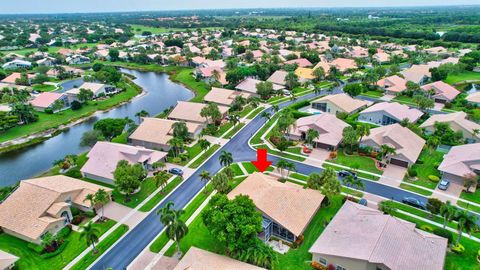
[{"xmin": 1, "ymin": 59, "xmax": 32, "ymax": 70}]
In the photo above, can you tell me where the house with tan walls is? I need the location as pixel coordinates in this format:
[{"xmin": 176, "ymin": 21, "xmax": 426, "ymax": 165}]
[{"xmin": 311, "ymin": 93, "xmax": 369, "ymax": 115}]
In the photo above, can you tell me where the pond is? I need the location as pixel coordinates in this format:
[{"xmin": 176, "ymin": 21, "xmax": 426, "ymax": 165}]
[{"xmin": 0, "ymin": 68, "xmax": 194, "ymax": 187}]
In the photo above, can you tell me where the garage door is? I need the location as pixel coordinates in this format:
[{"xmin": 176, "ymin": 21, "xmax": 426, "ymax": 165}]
[
  {"xmin": 390, "ymin": 158, "xmax": 409, "ymax": 168},
  {"xmin": 314, "ymin": 142, "xmax": 332, "ymax": 150},
  {"xmin": 434, "ymin": 98, "xmax": 447, "ymax": 104}
]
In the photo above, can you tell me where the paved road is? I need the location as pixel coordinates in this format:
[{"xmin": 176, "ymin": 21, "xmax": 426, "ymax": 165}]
[{"xmin": 89, "ymin": 89, "xmax": 434, "ymax": 270}]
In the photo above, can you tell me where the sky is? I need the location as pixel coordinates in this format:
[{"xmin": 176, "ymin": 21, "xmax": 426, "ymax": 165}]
[{"xmin": 1, "ymin": 0, "xmax": 477, "ymax": 14}]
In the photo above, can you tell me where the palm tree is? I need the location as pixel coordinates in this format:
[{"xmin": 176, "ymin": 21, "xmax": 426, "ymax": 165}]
[
  {"xmin": 80, "ymin": 222, "xmax": 100, "ymax": 254},
  {"xmin": 305, "ymin": 128, "xmax": 320, "ymax": 147},
  {"xmin": 152, "ymin": 161, "xmax": 166, "ymax": 172},
  {"xmin": 285, "ymin": 161, "xmax": 296, "ymax": 179},
  {"xmin": 356, "ymin": 125, "xmax": 370, "ymax": 143},
  {"xmin": 83, "ymin": 194, "xmax": 95, "ymax": 210},
  {"xmin": 260, "ymin": 111, "xmax": 271, "ymax": 121},
  {"xmin": 135, "ymin": 110, "xmax": 149, "ymax": 123},
  {"xmin": 219, "ymin": 151, "xmax": 233, "ymax": 167},
  {"xmin": 380, "ymin": 144, "xmax": 396, "ymax": 165},
  {"xmin": 228, "ymin": 114, "xmax": 240, "ymax": 126},
  {"xmin": 158, "ymin": 202, "xmax": 188, "ymax": 256},
  {"xmin": 94, "ymin": 189, "xmax": 110, "ymax": 219},
  {"xmin": 157, "ymin": 201, "xmax": 175, "ymax": 225},
  {"xmin": 343, "ymin": 175, "xmax": 365, "ymax": 191},
  {"xmin": 271, "ymin": 104, "xmax": 280, "ymax": 113},
  {"xmin": 154, "ymin": 172, "xmax": 169, "ymax": 193},
  {"xmin": 455, "ymin": 210, "xmax": 478, "ymax": 245},
  {"xmin": 440, "ymin": 201, "xmax": 456, "ymax": 229},
  {"xmin": 199, "ymin": 170, "xmax": 211, "ymax": 193},
  {"xmin": 198, "ymin": 139, "xmax": 211, "ymax": 151},
  {"xmin": 276, "ymin": 159, "xmax": 289, "ymax": 179},
  {"xmin": 168, "ymin": 137, "xmax": 184, "ymax": 158}
]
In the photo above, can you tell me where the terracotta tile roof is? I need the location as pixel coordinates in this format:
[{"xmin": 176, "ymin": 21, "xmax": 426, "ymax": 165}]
[
  {"xmin": 285, "ymin": 58, "xmax": 312, "ymax": 67},
  {"xmin": 0, "ymin": 176, "xmax": 111, "ymax": 241},
  {"xmin": 467, "ymin": 91, "xmax": 480, "ymax": 104},
  {"xmin": 235, "ymin": 78, "xmax": 284, "ymax": 94},
  {"xmin": 267, "ymin": 70, "xmax": 288, "ymax": 86},
  {"xmin": 227, "ymin": 173, "xmax": 324, "ymax": 237},
  {"xmin": 0, "ymin": 250, "xmax": 19, "ymax": 270},
  {"xmin": 310, "ymin": 202, "xmax": 447, "ymax": 270},
  {"xmin": 129, "ymin": 118, "xmax": 202, "ymax": 146},
  {"xmin": 421, "ymin": 81, "xmax": 460, "ymax": 101},
  {"xmin": 377, "ymin": 75, "xmax": 408, "ymax": 93},
  {"xmin": 30, "ymin": 92, "xmax": 65, "ymax": 109},
  {"xmin": 173, "ymin": 247, "xmax": 265, "ymax": 270},
  {"xmin": 400, "ymin": 65, "xmax": 431, "ymax": 83},
  {"xmin": 291, "ymin": 113, "xmax": 349, "ymax": 146}
]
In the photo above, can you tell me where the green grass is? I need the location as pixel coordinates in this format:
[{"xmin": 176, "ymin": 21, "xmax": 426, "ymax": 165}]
[
  {"xmin": 444, "ymin": 71, "xmax": 480, "ymax": 85},
  {"xmin": 457, "ymin": 200, "xmax": 480, "ymax": 215},
  {"xmin": 229, "ymin": 163, "xmax": 244, "ymax": 176},
  {"xmin": 247, "ymin": 107, "xmax": 265, "ymax": 119},
  {"xmin": 0, "ymin": 219, "xmax": 115, "ymax": 270},
  {"xmin": 112, "ymin": 174, "xmax": 172, "ymax": 209},
  {"xmin": 169, "ymin": 68, "xmax": 210, "ymax": 103},
  {"xmin": 285, "ymin": 147, "xmax": 305, "ymax": 156},
  {"xmin": 362, "ymin": 90, "xmax": 384, "ymax": 97},
  {"xmin": 188, "ymin": 144, "xmax": 221, "ymax": 169},
  {"xmin": 111, "ymin": 132, "xmax": 129, "ymax": 144},
  {"xmin": 404, "ymin": 150, "xmax": 444, "ymax": 189},
  {"xmin": 130, "ymin": 24, "xmax": 186, "ymax": 34},
  {"xmin": 392, "ymin": 95, "xmax": 416, "ymax": 105},
  {"xmin": 215, "ymin": 122, "xmax": 233, "ymax": 137},
  {"xmin": 70, "ymin": 224, "xmax": 129, "ymax": 270},
  {"xmin": 460, "ymin": 189, "xmax": 480, "ymax": 204},
  {"xmin": 254, "ymin": 144, "xmax": 307, "ymax": 162},
  {"xmin": 32, "ymin": 84, "xmax": 56, "ymax": 92},
  {"xmin": 223, "ymin": 123, "xmax": 245, "ymax": 138},
  {"xmin": 139, "ymin": 177, "xmax": 184, "ymax": 212},
  {"xmin": 238, "ymin": 106, "xmax": 254, "ymax": 118},
  {"xmin": 328, "ymin": 149, "xmax": 383, "ymax": 175},
  {"xmin": 0, "ymin": 79, "xmax": 141, "ymax": 143},
  {"xmin": 399, "ymin": 183, "xmax": 434, "ymax": 196}
]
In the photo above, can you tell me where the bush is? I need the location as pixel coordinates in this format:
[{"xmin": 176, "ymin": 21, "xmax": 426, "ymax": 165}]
[
  {"xmin": 71, "ymin": 100, "xmax": 82, "ymax": 110},
  {"xmin": 408, "ymin": 167, "xmax": 417, "ymax": 177},
  {"xmin": 41, "ymin": 240, "xmax": 69, "ymax": 259},
  {"xmin": 27, "ymin": 243, "xmax": 44, "ymax": 254},
  {"xmin": 172, "ymin": 157, "xmax": 182, "ymax": 164},
  {"xmin": 433, "ymin": 228, "xmax": 454, "ymax": 244},
  {"xmin": 45, "ymin": 108, "xmax": 54, "ymax": 114},
  {"xmin": 420, "ymin": 225, "xmax": 434, "ymax": 232},
  {"xmin": 70, "ymin": 207, "xmax": 81, "ymax": 217},
  {"xmin": 428, "ymin": 175, "xmax": 440, "ymax": 183},
  {"xmin": 65, "ymin": 168, "xmax": 82, "ymax": 179},
  {"xmin": 71, "ymin": 215, "xmax": 83, "ymax": 225},
  {"xmin": 56, "ymin": 226, "xmax": 72, "ymax": 239},
  {"xmin": 451, "ymin": 243, "xmax": 465, "ymax": 254}
]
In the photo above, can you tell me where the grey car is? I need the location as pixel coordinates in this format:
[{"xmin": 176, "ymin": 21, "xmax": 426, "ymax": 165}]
[{"xmin": 438, "ymin": 180, "xmax": 450, "ymax": 190}]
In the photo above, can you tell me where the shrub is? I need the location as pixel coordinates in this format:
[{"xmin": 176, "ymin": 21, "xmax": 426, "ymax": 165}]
[
  {"xmin": 408, "ymin": 167, "xmax": 417, "ymax": 177},
  {"xmin": 70, "ymin": 207, "xmax": 81, "ymax": 217},
  {"xmin": 45, "ymin": 108, "xmax": 54, "ymax": 114},
  {"xmin": 41, "ymin": 240, "xmax": 69, "ymax": 259},
  {"xmin": 71, "ymin": 215, "xmax": 83, "ymax": 225},
  {"xmin": 56, "ymin": 226, "xmax": 71, "ymax": 239},
  {"xmin": 71, "ymin": 100, "xmax": 82, "ymax": 110},
  {"xmin": 451, "ymin": 243, "xmax": 465, "ymax": 254},
  {"xmin": 329, "ymin": 151, "xmax": 337, "ymax": 159},
  {"xmin": 428, "ymin": 175, "xmax": 440, "ymax": 183},
  {"xmin": 65, "ymin": 168, "xmax": 82, "ymax": 179},
  {"xmin": 172, "ymin": 157, "xmax": 182, "ymax": 164},
  {"xmin": 27, "ymin": 243, "xmax": 44, "ymax": 254},
  {"xmin": 433, "ymin": 228, "xmax": 454, "ymax": 244},
  {"xmin": 420, "ymin": 225, "xmax": 434, "ymax": 232}
]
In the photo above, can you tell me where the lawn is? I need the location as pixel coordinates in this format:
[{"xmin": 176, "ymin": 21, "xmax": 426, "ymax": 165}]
[
  {"xmin": 444, "ymin": 71, "xmax": 480, "ymax": 85},
  {"xmin": 229, "ymin": 164, "xmax": 244, "ymax": 176},
  {"xmin": 238, "ymin": 106, "xmax": 254, "ymax": 118},
  {"xmin": 32, "ymin": 84, "xmax": 56, "ymax": 92},
  {"xmin": 247, "ymin": 107, "xmax": 265, "ymax": 119},
  {"xmin": 111, "ymin": 173, "xmax": 172, "ymax": 209},
  {"xmin": 188, "ymin": 144, "xmax": 221, "ymax": 169},
  {"xmin": 0, "ymin": 78, "xmax": 141, "ymax": 143},
  {"xmin": 392, "ymin": 95, "xmax": 416, "ymax": 105},
  {"xmin": 399, "ymin": 183, "xmax": 434, "ymax": 196},
  {"xmin": 404, "ymin": 150, "xmax": 444, "ymax": 189},
  {"xmin": 362, "ymin": 90, "xmax": 384, "ymax": 97},
  {"xmin": 460, "ymin": 189, "xmax": 480, "ymax": 204},
  {"xmin": 223, "ymin": 123, "xmax": 245, "ymax": 138},
  {"xmin": 70, "ymin": 224, "xmax": 129, "ymax": 270},
  {"xmin": 0, "ymin": 219, "xmax": 115, "ymax": 270},
  {"xmin": 328, "ymin": 149, "xmax": 383, "ymax": 175},
  {"xmin": 139, "ymin": 177, "xmax": 183, "ymax": 212},
  {"xmin": 130, "ymin": 24, "xmax": 186, "ymax": 34},
  {"xmin": 168, "ymin": 68, "xmax": 210, "ymax": 103}
]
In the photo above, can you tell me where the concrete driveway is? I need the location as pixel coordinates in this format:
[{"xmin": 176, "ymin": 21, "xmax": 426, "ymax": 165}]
[
  {"xmin": 380, "ymin": 94, "xmax": 395, "ymax": 101},
  {"xmin": 304, "ymin": 148, "xmax": 330, "ymax": 167},
  {"xmin": 380, "ymin": 165, "xmax": 407, "ymax": 187},
  {"xmin": 433, "ymin": 181, "xmax": 463, "ymax": 203},
  {"xmin": 101, "ymin": 202, "xmax": 148, "ymax": 228}
]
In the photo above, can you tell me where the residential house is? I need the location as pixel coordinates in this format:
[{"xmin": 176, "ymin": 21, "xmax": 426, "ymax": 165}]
[
  {"xmin": 235, "ymin": 78, "xmax": 284, "ymax": 96},
  {"xmin": 66, "ymin": 54, "xmax": 90, "ymax": 65},
  {"xmin": 358, "ymin": 102, "xmax": 423, "ymax": 126},
  {"xmin": 267, "ymin": 70, "xmax": 288, "ymax": 86},
  {"xmin": 1, "ymin": 59, "xmax": 32, "ymax": 70},
  {"xmin": 227, "ymin": 173, "xmax": 324, "ymax": 243},
  {"xmin": 203, "ymin": 87, "xmax": 251, "ymax": 106},
  {"xmin": 330, "ymin": 58, "xmax": 357, "ymax": 73},
  {"xmin": 360, "ymin": 123, "xmax": 425, "ymax": 167},
  {"xmin": 0, "ymin": 250, "xmax": 19, "ymax": 270},
  {"xmin": 466, "ymin": 91, "xmax": 480, "ymax": 105},
  {"xmin": 373, "ymin": 52, "xmax": 390, "ymax": 63},
  {"xmin": 168, "ymin": 101, "xmax": 229, "ymax": 125},
  {"xmin": 173, "ymin": 247, "xmax": 265, "ymax": 270},
  {"xmin": 284, "ymin": 58, "xmax": 312, "ymax": 67},
  {"xmin": 311, "ymin": 93, "xmax": 369, "ymax": 115},
  {"xmin": 377, "ymin": 75, "xmax": 408, "ymax": 95},
  {"xmin": 129, "ymin": 118, "xmax": 202, "ymax": 151},
  {"xmin": 1, "ymin": 72, "xmax": 34, "ymax": 85},
  {"xmin": 309, "ymin": 201, "xmax": 447, "ymax": 270},
  {"xmin": 30, "ymin": 92, "xmax": 69, "ymax": 112},
  {"xmin": 36, "ymin": 57, "xmax": 56, "ymax": 67},
  {"xmin": 420, "ymin": 112, "xmax": 480, "ymax": 143},
  {"xmin": 294, "ymin": 67, "xmax": 316, "ymax": 83},
  {"xmin": 421, "ymin": 81, "xmax": 460, "ymax": 103},
  {"xmin": 65, "ymin": 82, "xmax": 115, "ymax": 103},
  {"xmin": 0, "ymin": 175, "xmax": 112, "ymax": 244},
  {"xmin": 81, "ymin": 141, "xmax": 167, "ymax": 184},
  {"xmin": 400, "ymin": 65, "xmax": 431, "ymax": 85},
  {"xmin": 438, "ymin": 143, "xmax": 480, "ymax": 186},
  {"xmin": 289, "ymin": 113, "xmax": 349, "ymax": 150}
]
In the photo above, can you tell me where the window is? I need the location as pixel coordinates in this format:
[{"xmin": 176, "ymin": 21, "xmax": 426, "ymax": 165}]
[
  {"xmin": 318, "ymin": 257, "xmax": 327, "ymax": 266},
  {"xmin": 336, "ymin": 265, "xmax": 346, "ymax": 270}
]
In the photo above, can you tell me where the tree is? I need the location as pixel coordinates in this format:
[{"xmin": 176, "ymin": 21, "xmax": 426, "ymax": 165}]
[
  {"xmin": 342, "ymin": 126, "xmax": 359, "ymax": 153},
  {"xmin": 413, "ymin": 95, "xmax": 434, "ymax": 112},
  {"xmin": 113, "ymin": 160, "xmax": 146, "ymax": 201},
  {"xmin": 219, "ymin": 151, "xmax": 233, "ymax": 167},
  {"xmin": 276, "ymin": 159, "xmax": 295, "ymax": 180},
  {"xmin": 356, "ymin": 125, "xmax": 370, "ymax": 143},
  {"xmin": 167, "ymin": 137, "xmax": 184, "ymax": 158},
  {"xmin": 235, "ymin": 240, "xmax": 278, "ymax": 269},
  {"xmin": 78, "ymin": 88, "xmax": 94, "ymax": 103},
  {"xmin": 378, "ymin": 200, "xmax": 397, "ymax": 216},
  {"xmin": 312, "ymin": 67, "xmax": 325, "ymax": 82},
  {"xmin": 380, "ymin": 144, "xmax": 396, "ymax": 164},
  {"xmin": 426, "ymin": 198, "xmax": 444, "ymax": 216},
  {"xmin": 10, "ymin": 103, "xmax": 38, "ymax": 124},
  {"xmin": 93, "ymin": 118, "xmax": 128, "ymax": 140},
  {"xmin": 198, "ymin": 139, "xmax": 211, "ymax": 151},
  {"xmin": 455, "ymin": 210, "xmax": 478, "ymax": 245},
  {"xmin": 260, "ymin": 111, "xmax": 271, "ymax": 121},
  {"xmin": 305, "ymin": 128, "xmax": 320, "ymax": 146},
  {"xmin": 94, "ymin": 189, "xmax": 110, "ymax": 219},
  {"xmin": 256, "ymin": 81, "xmax": 274, "ymax": 100},
  {"xmin": 80, "ymin": 130, "xmax": 104, "ymax": 147},
  {"xmin": 440, "ymin": 201, "xmax": 456, "ymax": 229},
  {"xmin": 83, "ymin": 193, "xmax": 95, "ymax": 209},
  {"xmin": 80, "ymin": 222, "xmax": 100, "ymax": 254},
  {"xmin": 199, "ymin": 170, "xmax": 211, "ymax": 193},
  {"xmin": 343, "ymin": 83, "xmax": 364, "ymax": 97},
  {"xmin": 211, "ymin": 171, "xmax": 230, "ymax": 194},
  {"xmin": 342, "ymin": 175, "xmax": 365, "ymax": 192},
  {"xmin": 157, "ymin": 202, "xmax": 188, "ymax": 256},
  {"xmin": 202, "ymin": 194, "xmax": 263, "ymax": 253},
  {"xmin": 463, "ymin": 173, "xmax": 478, "ymax": 193},
  {"xmin": 285, "ymin": 71, "xmax": 299, "ymax": 90},
  {"xmin": 41, "ymin": 232, "xmax": 59, "ymax": 251},
  {"xmin": 307, "ymin": 172, "xmax": 324, "ymax": 190},
  {"xmin": 154, "ymin": 172, "xmax": 168, "ymax": 193},
  {"xmin": 51, "ymin": 99, "xmax": 65, "ymax": 112},
  {"xmin": 322, "ymin": 172, "xmax": 341, "ymax": 206},
  {"xmin": 108, "ymin": 49, "xmax": 120, "ymax": 61},
  {"xmin": 200, "ymin": 103, "xmax": 222, "ymax": 124},
  {"xmin": 135, "ymin": 110, "xmax": 149, "ymax": 123},
  {"xmin": 172, "ymin": 121, "xmax": 189, "ymax": 141}
]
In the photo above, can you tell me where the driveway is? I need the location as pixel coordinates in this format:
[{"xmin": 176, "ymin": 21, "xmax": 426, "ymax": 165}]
[
  {"xmin": 433, "ymin": 181, "xmax": 463, "ymax": 203},
  {"xmin": 380, "ymin": 165, "xmax": 407, "ymax": 187},
  {"xmin": 304, "ymin": 148, "xmax": 330, "ymax": 167},
  {"xmin": 380, "ymin": 94, "xmax": 395, "ymax": 101},
  {"xmin": 433, "ymin": 102, "xmax": 445, "ymax": 111},
  {"xmin": 101, "ymin": 202, "xmax": 148, "ymax": 228}
]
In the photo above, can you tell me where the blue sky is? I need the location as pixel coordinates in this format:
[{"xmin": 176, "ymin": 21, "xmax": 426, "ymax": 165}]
[{"xmin": 1, "ymin": 0, "xmax": 477, "ymax": 14}]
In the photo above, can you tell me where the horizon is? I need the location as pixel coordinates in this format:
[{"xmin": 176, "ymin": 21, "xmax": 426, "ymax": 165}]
[{"xmin": 0, "ymin": 0, "xmax": 477, "ymax": 15}]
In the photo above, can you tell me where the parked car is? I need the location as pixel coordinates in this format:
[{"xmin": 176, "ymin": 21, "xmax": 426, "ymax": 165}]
[
  {"xmin": 168, "ymin": 168, "xmax": 184, "ymax": 176},
  {"xmin": 281, "ymin": 89, "xmax": 291, "ymax": 96},
  {"xmin": 338, "ymin": 170, "xmax": 357, "ymax": 179},
  {"xmin": 358, "ymin": 198, "xmax": 368, "ymax": 206},
  {"xmin": 438, "ymin": 180, "xmax": 450, "ymax": 191},
  {"xmin": 402, "ymin": 197, "xmax": 426, "ymax": 210}
]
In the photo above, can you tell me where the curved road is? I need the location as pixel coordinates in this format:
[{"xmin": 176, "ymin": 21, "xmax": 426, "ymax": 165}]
[{"xmin": 90, "ymin": 90, "xmax": 434, "ymax": 270}]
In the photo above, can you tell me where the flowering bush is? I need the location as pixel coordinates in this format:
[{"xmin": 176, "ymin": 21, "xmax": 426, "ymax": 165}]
[{"xmin": 452, "ymin": 243, "xmax": 465, "ymax": 254}]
